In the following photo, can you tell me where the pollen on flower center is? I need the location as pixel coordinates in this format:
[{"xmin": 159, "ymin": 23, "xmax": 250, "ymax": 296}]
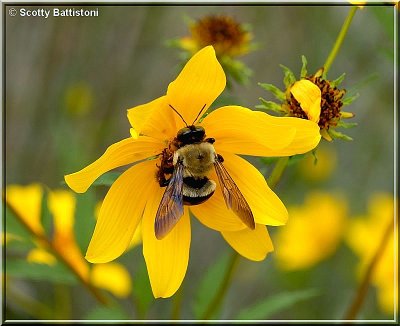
[
  {"xmin": 286, "ymin": 76, "xmax": 346, "ymax": 130},
  {"xmin": 191, "ymin": 15, "xmax": 248, "ymax": 55}
]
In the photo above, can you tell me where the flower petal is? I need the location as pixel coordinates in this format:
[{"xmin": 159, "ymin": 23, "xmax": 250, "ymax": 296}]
[
  {"xmin": 290, "ymin": 80, "xmax": 321, "ymax": 123},
  {"xmin": 6, "ymin": 184, "xmax": 44, "ymax": 236},
  {"xmin": 217, "ymin": 152, "xmax": 288, "ymax": 226},
  {"xmin": 221, "ymin": 224, "xmax": 274, "ymax": 261},
  {"xmin": 85, "ymin": 160, "xmax": 157, "ymax": 263},
  {"xmin": 190, "ymin": 184, "xmax": 247, "ymax": 232},
  {"xmin": 127, "ymin": 96, "xmax": 177, "ymax": 141},
  {"xmin": 65, "ymin": 137, "xmax": 164, "ymax": 193},
  {"xmin": 91, "ymin": 263, "xmax": 132, "ymax": 298},
  {"xmin": 47, "ymin": 190, "xmax": 76, "ymax": 236},
  {"xmin": 201, "ymin": 106, "xmax": 297, "ymax": 156},
  {"xmin": 166, "ymin": 46, "xmax": 226, "ymax": 127},
  {"xmin": 143, "ymin": 187, "xmax": 191, "ymax": 298}
]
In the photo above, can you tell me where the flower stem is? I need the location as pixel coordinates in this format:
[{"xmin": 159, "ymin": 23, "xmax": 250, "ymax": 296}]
[
  {"xmin": 267, "ymin": 157, "xmax": 290, "ymax": 189},
  {"xmin": 202, "ymin": 251, "xmax": 240, "ymax": 320},
  {"xmin": 323, "ymin": 6, "xmax": 359, "ymax": 75},
  {"xmin": 201, "ymin": 156, "xmax": 290, "ymax": 320},
  {"xmin": 4, "ymin": 198, "xmax": 109, "ymax": 306},
  {"xmin": 343, "ymin": 217, "xmax": 394, "ymax": 319},
  {"xmin": 171, "ymin": 286, "xmax": 184, "ymax": 319}
]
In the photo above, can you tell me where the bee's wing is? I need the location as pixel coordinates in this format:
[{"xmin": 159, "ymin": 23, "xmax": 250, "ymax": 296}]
[
  {"xmin": 154, "ymin": 162, "xmax": 185, "ymax": 239},
  {"xmin": 214, "ymin": 157, "xmax": 255, "ymax": 230}
]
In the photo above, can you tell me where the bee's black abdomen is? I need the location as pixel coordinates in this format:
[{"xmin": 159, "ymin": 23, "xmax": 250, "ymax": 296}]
[
  {"xmin": 183, "ymin": 177, "xmax": 208, "ymax": 189},
  {"xmin": 183, "ymin": 192, "xmax": 214, "ymax": 206}
]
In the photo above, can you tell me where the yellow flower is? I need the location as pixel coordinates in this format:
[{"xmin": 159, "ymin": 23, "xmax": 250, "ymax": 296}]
[
  {"xmin": 274, "ymin": 192, "xmax": 347, "ymax": 270},
  {"xmin": 345, "ymin": 193, "xmax": 397, "ymax": 315},
  {"xmin": 65, "ymin": 46, "xmax": 321, "ymax": 298},
  {"xmin": 5, "ymin": 184, "xmax": 132, "ymax": 298},
  {"xmin": 259, "ymin": 58, "xmax": 356, "ymax": 142},
  {"xmin": 179, "ymin": 15, "xmax": 253, "ymax": 58}
]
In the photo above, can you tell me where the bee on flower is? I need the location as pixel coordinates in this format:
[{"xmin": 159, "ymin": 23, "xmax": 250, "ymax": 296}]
[
  {"xmin": 258, "ymin": 56, "xmax": 358, "ymax": 141},
  {"xmin": 65, "ymin": 46, "xmax": 321, "ymax": 298}
]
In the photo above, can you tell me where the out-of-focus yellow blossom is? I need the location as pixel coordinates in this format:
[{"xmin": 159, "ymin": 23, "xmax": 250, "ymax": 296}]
[
  {"xmin": 274, "ymin": 192, "xmax": 347, "ymax": 270},
  {"xmin": 91, "ymin": 263, "xmax": 132, "ymax": 298},
  {"xmin": 298, "ymin": 144, "xmax": 337, "ymax": 182},
  {"xmin": 346, "ymin": 193, "xmax": 397, "ymax": 315},
  {"xmin": 5, "ymin": 184, "xmax": 132, "ymax": 298}
]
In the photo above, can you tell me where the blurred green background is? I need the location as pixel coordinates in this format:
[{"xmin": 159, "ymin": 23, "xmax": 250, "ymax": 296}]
[{"xmin": 4, "ymin": 4, "xmax": 396, "ymax": 321}]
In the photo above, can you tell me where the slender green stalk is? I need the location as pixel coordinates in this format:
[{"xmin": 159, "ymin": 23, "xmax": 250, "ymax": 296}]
[
  {"xmin": 323, "ymin": 6, "xmax": 359, "ymax": 75},
  {"xmin": 343, "ymin": 218, "xmax": 394, "ymax": 320},
  {"xmin": 4, "ymin": 198, "xmax": 109, "ymax": 305},
  {"xmin": 202, "ymin": 251, "xmax": 241, "ymax": 320},
  {"xmin": 171, "ymin": 287, "xmax": 184, "ymax": 319},
  {"xmin": 267, "ymin": 157, "xmax": 290, "ymax": 189}
]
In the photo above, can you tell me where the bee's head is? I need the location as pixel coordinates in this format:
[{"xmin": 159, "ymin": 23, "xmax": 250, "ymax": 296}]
[{"xmin": 177, "ymin": 125, "xmax": 205, "ymax": 145}]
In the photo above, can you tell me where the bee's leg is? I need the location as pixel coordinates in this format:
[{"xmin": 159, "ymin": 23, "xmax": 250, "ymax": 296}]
[
  {"xmin": 205, "ymin": 137, "xmax": 215, "ymax": 144},
  {"xmin": 216, "ymin": 153, "xmax": 224, "ymax": 163}
]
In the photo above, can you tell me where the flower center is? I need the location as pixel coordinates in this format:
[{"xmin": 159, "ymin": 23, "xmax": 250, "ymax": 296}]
[
  {"xmin": 191, "ymin": 15, "xmax": 247, "ymax": 55},
  {"xmin": 286, "ymin": 76, "xmax": 346, "ymax": 130}
]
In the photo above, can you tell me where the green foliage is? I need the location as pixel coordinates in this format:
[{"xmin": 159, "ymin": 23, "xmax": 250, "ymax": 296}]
[
  {"xmin": 279, "ymin": 64, "xmax": 296, "ymax": 88},
  {"xmin": 257, "ymin": 98, "xmax": 285, "ymax": 114},
  {"xmin": 300, "ymin": 55, "xmax": 308, "ymax": 78},
  {"xmin": 131, "ymin": 260, "xmax": 154, "ymax": 319},
  {"xmin": 258, "ymin": 83, "xmax": 286, "ymax": 101},
  {"xmin": 85, "ymin": 304, "xmax": 131, "ymax": 320},
  {"xmin": 7, "ymin": 260, "xmax": 78, "ymax": 284},
  {"xmin": 235, "ymin": 289, "xmax": 319, "ymax": 320},
  {"xmin": 192, "ymin": 252, "xmax": 230, "ymax": 319},
  {"xmin": 92, "ymin": 171, "xmax": 122, "ymax": 187},
  {"xmin": 331, "ymin": 73, "xmax": 346, "ymax": 88}
]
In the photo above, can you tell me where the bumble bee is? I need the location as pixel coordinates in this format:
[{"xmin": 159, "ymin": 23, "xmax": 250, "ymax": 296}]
[{"xmin": 155, "ymin": 104, "xmax": 255, "ymax": 239}]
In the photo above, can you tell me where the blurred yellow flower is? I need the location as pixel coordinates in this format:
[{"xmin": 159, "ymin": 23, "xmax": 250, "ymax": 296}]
[
  {"xmin": 5, "ymin": 184, "xmax": 132, "ymax": 298},
  {"xmin": 65, "ymin": 46, "xmax": 321, "ymax": 298},
  {"xmin": 298, "ymin": 144, "xmax": 337, "ymax": 182},
  {"xmin": 179, "ymin": 15, "xmax": 253, "ymax": 58},
  {"xmin": 274, "ymin": 192, "xmax": 347, "ymax": 270},
  {"xmin": 91, "ymin": 263, "xmax": 132, "ymax": 298},
  {"xmin": 346, "ymin": 193, "xmax": 397, "ymax": 315}
]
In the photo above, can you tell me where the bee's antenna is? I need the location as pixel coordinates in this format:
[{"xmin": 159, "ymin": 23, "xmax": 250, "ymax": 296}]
[
  {"xmin": 191, "ymin": 103, "xmax": 207, "ymax": 125},
  {"xmin": 169, "ymin": 104, "xmax": 188, "ymax": 126}
]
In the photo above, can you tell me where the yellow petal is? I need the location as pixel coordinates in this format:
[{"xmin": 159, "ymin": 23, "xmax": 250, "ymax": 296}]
[
  {"xmin": 47, "ymin": 190, "xmax": 76, "ymax": 236},
  {"xmin": 27, "ymin": 248, "xmax": 57, "ymax": 266},
  {"xmin": 190, "ymin": 186, "xmax": 247, "ymax": 232},
  {"xmin": 91, "ymin": 263, "xmax": 132, "ymax": 298},
  {"xmin": 221, "ymin": 224, "xmax": 273, "ymax": 261},
  {"xmin": 201, "ymin": 106, "xmax": 296, "ymax": 156},
  {"xmin": 5, "ymin": 184, "xmax": 44, "ymax": 236},
  {"xmin": 290, "ymin": 80, "xmax": 321, "ymax": 123},
  {"xmin": 217, "ymin": 152, "xmax": 288, "ymax": 226},
  {"xmin": 85, "ymin": 160, "xmax": 157, "ymax": 263},
  {"xmin": 143, "ymin": 187, "xmax": 191, "ymax": 298},
  {"xmin": 202, "ymin": 106, "xmax": 320, "ymax": 157},
  {"xmin": 65, "ymin": 136, "xmax": 164, "ymax": 193},
  {"xmin": 166, "ymin": 46, "xmax": 226, "ymax": 128},
  {"xmin": 127, "ymin": 96, "xmax": 177, "ymax": 141}
]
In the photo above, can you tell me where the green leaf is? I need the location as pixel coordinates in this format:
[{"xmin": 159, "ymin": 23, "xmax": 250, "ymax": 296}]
[
  {"xmin": 331, "ymin": 73, "xmax": 346, "ymax": 88},
  {"xmin": 328, "ymin": 129, "xmax": 353, "ymax": 141},
  {"xmin": 192, "ymin": 252, "xmax": 230, "ymax": 319},
  {"xmin": 337, "ymin": 121, "xmax": 358, "ymax": 129},
  {"xmin": 258, "ymin": 83, "xmax": 285, "ymax": 101},
  {"xmin": 300, "ymin": 55, "xmax": 308, "ymax": 78},
  {"xmin": 131, "ymin": 260, "xmax": 154, "ymax": 319},
  {"xmin": 85, "ymin": 304, "xmax": 130, "ymax": 320},
  {"xmin": 279, "ymin": 64, "xmax": 296, "ymax": 88},
  {"xmin": 92, "ymin": 171, "xmax": 122, "ymax": 187},
  {"xmin": 6, "ymin": 259, "xmax": 78, "ymax": 284},
  {"xmin": 236, "ymin": 289, "xmax": 319, "ymax": 320},
  {"xmin": 342, "ymin": 93, "xmax": 360, "ymax": 106},
  {"xmin": 257, "ymin": 98, "xmax": 285, "ymax": 114}
]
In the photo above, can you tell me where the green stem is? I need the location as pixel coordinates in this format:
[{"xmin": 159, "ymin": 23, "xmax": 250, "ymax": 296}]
[
  {"xmin": 202, "ymin": 251, "xmax": 240, "ymax": 320},
  {"xmin": 323, "ymin": 6, "xmax": 359, "ymax": 75},
  {"xmin": 171, "ymin": 287, "xmax": 184, "ymax": 319},
  {"xmin": 267, "ymin": 157, "xmax": 290, "ymax": 189},
  {"xmin": 343, "ymin": 218, "xmax": 394, "ymax": 319},
  {"xmin": 200, "ymin": 157, "xmax": 290, "ymax": 320}
]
